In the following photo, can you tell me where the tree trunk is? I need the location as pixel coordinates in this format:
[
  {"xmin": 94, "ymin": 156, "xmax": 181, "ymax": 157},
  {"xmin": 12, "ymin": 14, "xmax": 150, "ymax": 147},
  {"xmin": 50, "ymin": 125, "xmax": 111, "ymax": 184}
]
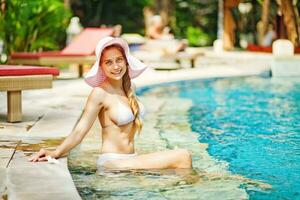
[
  {"xmin": 1, "ymin": 0, "xmax": 6, "ymax": 13},
  {"xmin": 293, "ymin": 1, "xmax": 300, "ymax": 44},
  {"xmin": 154, "ymin": 0, "xmax": 174, "ymax": 26},
  {"xmin": 217, "ymin": 0, "xmax": 224, "ymax": 39},
  {"xmin": 223, "ymin": 0, "xmax": 239, "ymax": 50},
  {"xmin": 143, "ymin": 6, "xmax": 155, "ymax": 36},
  {"xmin": 251, "ymin": 0, "xmax": 257, "ymax": 44},
  {"xmin": 278, "ymin": 0, "xmax": 299, "ymax": 46},
  {"xmin": 64, "ymin": 0, "xmax": 70, "ymax": 8},
  {"xmin": 257, "ymin": 0, "xmax": 270, "ymax": 45}
]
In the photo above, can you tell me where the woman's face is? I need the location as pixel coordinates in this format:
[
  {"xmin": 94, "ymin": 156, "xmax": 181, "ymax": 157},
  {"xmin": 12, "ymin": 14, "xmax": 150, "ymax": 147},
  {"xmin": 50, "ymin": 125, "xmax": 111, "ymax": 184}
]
[{"xmin": 101, "ymin": 47, "xmax": 127, "ymax": 81}]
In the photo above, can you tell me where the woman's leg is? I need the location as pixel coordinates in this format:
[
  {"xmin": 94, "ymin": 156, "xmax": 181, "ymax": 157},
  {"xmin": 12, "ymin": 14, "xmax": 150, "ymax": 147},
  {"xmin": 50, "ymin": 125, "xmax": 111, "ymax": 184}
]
[{"xmin": 103, "ymin": 149, "xmax": 192, "ymax": 170}]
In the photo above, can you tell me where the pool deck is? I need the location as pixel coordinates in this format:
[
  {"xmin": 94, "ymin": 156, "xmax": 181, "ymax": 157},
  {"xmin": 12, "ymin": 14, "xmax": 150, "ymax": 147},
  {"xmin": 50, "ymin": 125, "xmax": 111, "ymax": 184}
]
[{"xmin": 0, "ymin": 50, "xmax": 272, "ymax": 199}]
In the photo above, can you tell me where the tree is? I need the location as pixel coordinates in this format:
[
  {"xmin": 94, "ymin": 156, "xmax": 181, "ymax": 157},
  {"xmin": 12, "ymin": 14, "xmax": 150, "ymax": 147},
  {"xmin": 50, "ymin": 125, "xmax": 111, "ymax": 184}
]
[
  {"xmin": 174, "ymin": 0, "xmax": 218, "ymax": 46},
  {"xmin": 278, "ymin": 0, "xmax": 299, "ymax": 46},
  {"xmin": 0, "ymin": 0, "xmax": 71, "ymax": 54},
  {"xmin": 154, "ymin": 0, "xmax": 175, "ymax": 26},
  {"xmin": 223, "ymin": 0, "xmax": 239, "ymax": 50},
  {"xmin": 257, "ymin": 0, "xmax": 270, "ymax": 45}
]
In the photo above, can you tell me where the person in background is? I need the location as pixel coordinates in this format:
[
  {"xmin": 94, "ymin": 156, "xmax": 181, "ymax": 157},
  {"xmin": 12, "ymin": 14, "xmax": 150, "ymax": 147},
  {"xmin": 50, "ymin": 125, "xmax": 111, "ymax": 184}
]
[
  {"xmin": 146, "ymin": 15, "xmax": 174, "ymax": 40},
  {"xmin": 144, "ymin": 15, "xmax": 187, "ymax": 55}
]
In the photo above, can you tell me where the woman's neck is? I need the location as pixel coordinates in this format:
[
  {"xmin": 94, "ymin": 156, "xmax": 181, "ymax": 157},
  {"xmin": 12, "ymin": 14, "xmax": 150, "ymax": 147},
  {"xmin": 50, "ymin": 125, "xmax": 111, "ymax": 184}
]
[
  {"xmin": 108, "ymin": 78, "xmax": 122, "ymax": 88},
  {"xmin": 105, "ymin": 79, "xmax": 125, "ymax": 95}
]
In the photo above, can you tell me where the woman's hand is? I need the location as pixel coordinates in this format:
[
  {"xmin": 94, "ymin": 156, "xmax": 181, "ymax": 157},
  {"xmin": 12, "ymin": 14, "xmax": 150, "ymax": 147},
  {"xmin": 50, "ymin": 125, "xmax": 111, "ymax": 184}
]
[{"xmin": 28, "ymin": 148, "xmax": 58, "ymax": 162}]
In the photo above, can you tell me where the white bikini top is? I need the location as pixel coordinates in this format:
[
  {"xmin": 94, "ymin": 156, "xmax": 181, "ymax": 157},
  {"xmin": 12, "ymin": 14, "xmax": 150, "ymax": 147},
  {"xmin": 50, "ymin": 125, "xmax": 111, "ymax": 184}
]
[
  {"xmin": 117, "ymin": 98, "xmax": 146, "ymax": 126},
  {"xmin": 102, "ymin": 96, "xmax": 146, "ymax": 128}
]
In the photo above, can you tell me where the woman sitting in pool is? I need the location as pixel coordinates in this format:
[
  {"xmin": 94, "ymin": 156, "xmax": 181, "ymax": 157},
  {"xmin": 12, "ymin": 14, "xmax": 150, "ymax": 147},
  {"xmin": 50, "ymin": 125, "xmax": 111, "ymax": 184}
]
[{"xmin": 29, "ymin": 36, "xmax": 192, "ymax": 170}]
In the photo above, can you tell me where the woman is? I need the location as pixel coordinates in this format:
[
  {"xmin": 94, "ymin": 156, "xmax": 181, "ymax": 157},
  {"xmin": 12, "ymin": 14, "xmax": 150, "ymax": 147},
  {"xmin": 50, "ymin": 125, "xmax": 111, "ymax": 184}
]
[
  {"xmin": 29, "ymin": 37, "xmax": 192, "ymax": 170},
  {"xmin": 144, "ymin": 15, "xmax": 187, "ymax": 54},
  {"xmin": 146, "ymin": 15, "xmax": 174, "ymax": 40}
]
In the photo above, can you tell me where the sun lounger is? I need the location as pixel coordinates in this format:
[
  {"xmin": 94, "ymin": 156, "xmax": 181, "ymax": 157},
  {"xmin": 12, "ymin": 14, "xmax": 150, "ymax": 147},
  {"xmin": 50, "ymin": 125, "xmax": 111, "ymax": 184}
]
[
  {"xmin": 173, "ymin": 51, "xmax": 203, "ymax": 68},
  {"xmin": 125, "ymin": 36, "xmax": 203, "ymax": 69},
  {"xmin": 132, "ymin": 49, "xmax": 203, "ymax": 70},
  {"xmin": 9, "ymin": 28, "xmax": 114, "ymax": 77},
  {"xmin": 121, "ymin": 34, "xmax": 204, "ymax": 69},
  {"xmin": 0, "ymin": 65, "xmax": 59, "ymax": 122}
]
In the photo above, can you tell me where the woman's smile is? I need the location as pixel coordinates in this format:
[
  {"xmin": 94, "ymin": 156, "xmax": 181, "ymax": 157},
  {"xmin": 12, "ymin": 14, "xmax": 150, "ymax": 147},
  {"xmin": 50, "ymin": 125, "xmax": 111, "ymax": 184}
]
[{"xmin": 111, "ymin": 68, "xmax": 123, "ymax": 76}]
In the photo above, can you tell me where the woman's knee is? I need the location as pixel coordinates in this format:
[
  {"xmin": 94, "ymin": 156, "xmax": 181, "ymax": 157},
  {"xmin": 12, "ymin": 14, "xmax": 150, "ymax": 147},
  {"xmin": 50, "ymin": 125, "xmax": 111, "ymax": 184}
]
[{"xmin": 174, "ymin": 149, "xmax": 192, "ymax": 168}]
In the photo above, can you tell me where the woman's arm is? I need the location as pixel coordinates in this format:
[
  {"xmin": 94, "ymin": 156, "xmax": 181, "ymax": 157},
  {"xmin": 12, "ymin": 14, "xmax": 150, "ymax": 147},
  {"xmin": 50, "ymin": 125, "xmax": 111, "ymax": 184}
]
[{"xmin": 29, "ymin": 88, "xmax": 105, "ymax": 162}]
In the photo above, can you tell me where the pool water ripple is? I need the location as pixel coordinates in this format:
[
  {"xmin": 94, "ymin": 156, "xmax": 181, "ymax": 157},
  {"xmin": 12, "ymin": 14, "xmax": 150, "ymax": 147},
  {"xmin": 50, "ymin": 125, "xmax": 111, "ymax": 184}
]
[{"xmin": 174, "ymin": 77, "xmax": 299, "ymax": 200}]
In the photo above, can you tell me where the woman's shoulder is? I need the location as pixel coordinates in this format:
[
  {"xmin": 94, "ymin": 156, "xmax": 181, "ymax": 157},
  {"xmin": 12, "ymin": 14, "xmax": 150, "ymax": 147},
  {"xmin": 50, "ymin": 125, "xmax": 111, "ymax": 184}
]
[{"xmin": 88, "ymin": 87, "xmax": 108, "ymax": 102}]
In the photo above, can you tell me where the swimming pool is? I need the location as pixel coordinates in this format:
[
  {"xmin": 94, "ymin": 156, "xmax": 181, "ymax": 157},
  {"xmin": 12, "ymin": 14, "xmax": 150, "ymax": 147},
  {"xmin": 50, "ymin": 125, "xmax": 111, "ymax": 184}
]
[{"xmin": 69, "ymin": 76, "xmax": 299, "ymax": 200}]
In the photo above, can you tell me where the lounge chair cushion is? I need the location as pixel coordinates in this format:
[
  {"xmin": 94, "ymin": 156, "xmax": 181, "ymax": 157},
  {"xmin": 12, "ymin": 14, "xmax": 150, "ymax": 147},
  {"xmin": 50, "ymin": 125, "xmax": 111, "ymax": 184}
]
[
  {"xmin": 247, "ymin": 44, "xmax": 300, "ymax": 54},
  {"xmin": 62, "ymin": 28, "xmax": 114, "ymax": 55},
  {"xmin": 10, "ymin": 51, "xmax": 92, "ymax": 59},
  {"xmin": 0, "ymin": 65, "xmax": 59, "ymax": 76},
  {"xmin": 10, "ymin": 27, "xmax": 115, "ymax": 59},
  {"xmin": 10, "ymin": 52, "xmax": 63, "ymax": 59}
]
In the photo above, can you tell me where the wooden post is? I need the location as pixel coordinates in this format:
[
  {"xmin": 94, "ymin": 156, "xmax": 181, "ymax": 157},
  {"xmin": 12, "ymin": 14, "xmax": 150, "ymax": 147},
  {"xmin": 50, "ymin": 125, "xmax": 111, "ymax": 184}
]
[
  {"xmin": 78, "ymin": 64, "xmax": 83, "ymax": 78},
  {"xmin": 257, "ymin": 0, "xmax": 270, "ymax": 45},
  {"xmin": 7, "ymin": 90, "xmax": 22, "ymax": 122},
  {"xmin": 217, "ymin": 0, "xmax": 224, "ymax": 39},
  {"xmin": 191, "ymin": 58, "xmax": 195, "ymax": 68}
]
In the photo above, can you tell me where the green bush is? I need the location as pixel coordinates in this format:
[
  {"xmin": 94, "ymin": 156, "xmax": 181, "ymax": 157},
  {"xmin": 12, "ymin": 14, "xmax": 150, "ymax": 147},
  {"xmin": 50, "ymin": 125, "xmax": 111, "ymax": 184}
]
[
  {"xmin": 0, "ymin": 0, "xmax": 71, "ymax": 55},
  {"xmin": 186, "ymin": 26, "xmax": 211, "ymax": 47},
  {"xmin": 173, "ymin": 0, "xmax": 218, "ymax": 47}
]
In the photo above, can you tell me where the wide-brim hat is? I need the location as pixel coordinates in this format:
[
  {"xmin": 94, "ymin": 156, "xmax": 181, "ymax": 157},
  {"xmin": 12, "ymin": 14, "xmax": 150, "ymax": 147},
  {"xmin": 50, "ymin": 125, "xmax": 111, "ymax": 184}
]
[{"xmin": 84, "ymin": 36, "xmax": 147, "ymax": 87}]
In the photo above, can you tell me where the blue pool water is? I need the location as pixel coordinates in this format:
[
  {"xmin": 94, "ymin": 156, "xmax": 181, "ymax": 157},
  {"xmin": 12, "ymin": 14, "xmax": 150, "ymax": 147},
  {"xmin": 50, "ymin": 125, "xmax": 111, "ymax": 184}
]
[{"xmin": 138, "ymin": 77, "xmax": 300, "ymax": 200}]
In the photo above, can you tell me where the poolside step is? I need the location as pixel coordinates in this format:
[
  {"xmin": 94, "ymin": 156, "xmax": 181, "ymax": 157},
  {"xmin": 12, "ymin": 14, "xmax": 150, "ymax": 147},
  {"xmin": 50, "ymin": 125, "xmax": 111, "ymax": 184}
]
[{"xmin": 6, "ymin": 139, "xmax": 81, "ymax": 200}]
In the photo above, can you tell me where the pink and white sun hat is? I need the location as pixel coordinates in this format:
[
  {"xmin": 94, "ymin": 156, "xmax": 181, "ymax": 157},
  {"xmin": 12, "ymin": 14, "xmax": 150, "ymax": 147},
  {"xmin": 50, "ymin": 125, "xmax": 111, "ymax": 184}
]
[{"xmin": 84, "ymin": 36, "xmax": 147, "ymax": 87}]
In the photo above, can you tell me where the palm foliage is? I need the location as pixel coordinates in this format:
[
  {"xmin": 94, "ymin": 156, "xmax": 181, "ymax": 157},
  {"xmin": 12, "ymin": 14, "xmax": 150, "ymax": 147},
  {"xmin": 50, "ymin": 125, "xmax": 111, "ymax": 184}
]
[{"xmin": 0, "ymin": 0, "xmax": 71, "ymax": 55}]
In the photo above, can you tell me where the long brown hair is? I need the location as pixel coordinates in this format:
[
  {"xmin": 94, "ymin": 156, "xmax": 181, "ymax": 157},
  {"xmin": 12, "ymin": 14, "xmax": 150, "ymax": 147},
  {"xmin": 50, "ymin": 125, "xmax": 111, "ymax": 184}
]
[{"xmin": 102, "ymin": 44, "xmax": 143, "ymax": 134}]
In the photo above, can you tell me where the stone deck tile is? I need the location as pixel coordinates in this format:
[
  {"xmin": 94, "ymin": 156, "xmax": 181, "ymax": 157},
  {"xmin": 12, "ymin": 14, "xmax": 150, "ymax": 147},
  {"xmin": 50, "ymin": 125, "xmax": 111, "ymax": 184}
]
[
  {"xmin": 0, "ymin": 140, "xmax": 18, "ymax": 199},
  {"xmin": 27, "ymin": 107, "xmax": 83, "ymax": 138},
  {"xmin": 7, "ymin": 151, "xmax": 81, "ymax": 200},
  {"xmin": 0, "ymin": 141, "xmax": 19, "ymax": 168},
  {"xmin": 0, "ymin": 149, "xmax": 14, "ymax": 169},
  {"xmin": 0, "ymin": 168, "xmax": 7, "ymax": 198},
  {"xmin": 3, "ymin": 137, "xmax": 81, "ymax": 200}
]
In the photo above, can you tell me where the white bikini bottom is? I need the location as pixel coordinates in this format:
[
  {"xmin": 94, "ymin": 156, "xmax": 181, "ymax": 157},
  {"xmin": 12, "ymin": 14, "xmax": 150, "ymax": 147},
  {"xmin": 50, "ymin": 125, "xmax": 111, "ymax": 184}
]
[{"xmin": 97, "ymin": 153, "xmax": 137, "ymax": 170}]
